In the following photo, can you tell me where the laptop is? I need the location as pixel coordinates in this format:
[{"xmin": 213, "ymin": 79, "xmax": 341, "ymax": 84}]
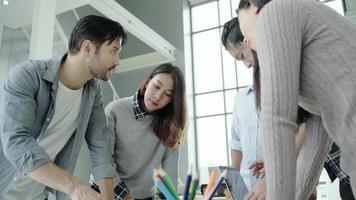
[{"xmin": 208, "ymin": 166, "xmax": 248, "ymax": 200}]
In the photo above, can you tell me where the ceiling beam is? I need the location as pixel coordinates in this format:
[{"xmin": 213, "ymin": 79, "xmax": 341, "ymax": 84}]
[
  {"xmin": 89, "ymin": 0, "xmax": 176, "ymax": 61},
  {"xmin": 115, "ymin": 52, "xmax": 175, "ymax": 73},
  {"xmin": 0, "ymin": 0, "xmax": 89, "ymax": 29},
  {"xmin": 54, "ymin": 18, "xmax": 68, "ymax": 47},
  {"xmin": 0, "ymin": 0, "xmax": 177, "ymax": 71}
]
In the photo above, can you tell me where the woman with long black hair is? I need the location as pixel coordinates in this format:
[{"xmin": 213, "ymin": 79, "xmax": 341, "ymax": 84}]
[{"xmin": 91, "ymin": 63, "xmax": 188, "ymax": 200}]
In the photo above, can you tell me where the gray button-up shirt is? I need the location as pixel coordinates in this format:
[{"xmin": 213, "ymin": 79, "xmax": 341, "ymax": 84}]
[{"xmin": 0, "ymin": 54, "xmax": 116, "ymax": 199}]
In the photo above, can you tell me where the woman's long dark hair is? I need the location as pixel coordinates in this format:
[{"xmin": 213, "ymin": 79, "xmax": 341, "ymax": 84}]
[
  {"xmin": 139, "ymin": 63, "xmax": 188, "ymax": 148},
  {"xmin": 234, "ymin": 0, "xmax": 273, "ymax": 109},
  {"xmin": 238, "ymin": 0, "xmax": 272, "ymax": 11},
  {"xmin": 222, "ymin": 18, "xmax": 261, "ymax": 110},
  {"xmin": 251, "ymin": 50, "xmax": 261, "ymax": 110}
]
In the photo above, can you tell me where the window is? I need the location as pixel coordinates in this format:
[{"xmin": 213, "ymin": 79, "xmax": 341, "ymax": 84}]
[
  {"xmin": 323, "ymin": 0, "xmax": 345, "ymax": 16},
  {"xmin": 188, "ymin": 0, "xmax": 346, "ymax": 190},
  {"xmin": 190, "ymin": 0, "xmax": 251, "ymax": 181}
]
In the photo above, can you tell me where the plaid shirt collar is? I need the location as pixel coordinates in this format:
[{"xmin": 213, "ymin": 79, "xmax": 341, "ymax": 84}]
[{"xmin": 132, "ymin": 91, "xmax": 148, "ymax": 120}]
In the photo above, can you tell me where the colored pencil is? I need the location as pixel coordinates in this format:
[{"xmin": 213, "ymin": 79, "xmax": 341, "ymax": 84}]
[
  {"xmin": 157, "ymin": 168, "xmax": 180, "ymax": 200},
  {"xmin": 183, "ymin": 168, "xmax": 192, "ymax": 200},
  {"xmin": 189, "ymin": 172, "xmax": 199, "ymax": 200},
  {"xmin": 156, "ymin": 178, "xmax": 176, "ymax": 200}
]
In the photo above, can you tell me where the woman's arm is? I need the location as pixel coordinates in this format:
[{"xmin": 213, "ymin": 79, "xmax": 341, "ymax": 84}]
[
  {"xmin": 256, "ymin": 0, "xmax": 303, "ymax": 199},
  {"xmin": 231, "ymin": 150, "xmax": 243, "ymax": 171},
  {"xmin": 248, "ymin": 123, "xmax": 305, "ymax": 179},
  {"xmin": 295, "ymin": 116, "xmax": 332, "ymax": 200},
  {"xmin": 230, "ymin": 94, "xmax": 243, "ymax": 171},
  {"xmin": 295, "ymin": 123, "xmax": 306, "ymax": 156}
]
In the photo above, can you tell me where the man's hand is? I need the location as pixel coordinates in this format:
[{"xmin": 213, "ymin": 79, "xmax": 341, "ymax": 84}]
[
  {"xmin": 244, "ymin": 178, "xmax": 266, "ymax": 200},
  {"xmin": 26, "ymin": 162, "xmax": 101, "ymax": 200},
  {"xmin": 124, "ymin": 194, "xmax": 134, "ymax": 200},
  {"xmin": 69, "ymin": 181, "xmax": 101, "ymax": 200},
  {"xmin": 249, "ymin": 160, "xmax": 265, "ymax": 178}
]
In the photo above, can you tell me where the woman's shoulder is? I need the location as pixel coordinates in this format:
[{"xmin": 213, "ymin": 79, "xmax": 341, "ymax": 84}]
[
  {"xmin": 262, "ymin": 0, "xmax": 318, "ymax": 15},
  {"xmin": 105, "ymin": 96, "xmax": 133, "ymax": 114},
  {"xmin": 260, "ymin": 0, "xmax": 301, "ymax": 17}
]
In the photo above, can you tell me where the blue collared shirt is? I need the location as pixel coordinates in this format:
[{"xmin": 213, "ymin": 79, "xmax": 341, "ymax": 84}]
[
  {"xmin": 230, "ymin": 86, "xmax": 262, "ymax": 191},
  {"xmin": 0, "ymin": 54, "xmax": 116, "ymax": 199}
]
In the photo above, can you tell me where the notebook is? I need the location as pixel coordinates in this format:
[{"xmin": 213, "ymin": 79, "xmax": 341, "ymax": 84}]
[{"xmin": 208, "ymin": 166, "xmax": 248, "ymax": 200}]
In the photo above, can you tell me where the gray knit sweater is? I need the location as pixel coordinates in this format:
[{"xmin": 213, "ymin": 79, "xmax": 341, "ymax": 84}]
[
  {"xmin": 255, "ymin": 0, "xmax": 356, "ymax": 199},
  {"xmin": 105, "ymin": 96, "xmax": 179, "ymax": 199}
]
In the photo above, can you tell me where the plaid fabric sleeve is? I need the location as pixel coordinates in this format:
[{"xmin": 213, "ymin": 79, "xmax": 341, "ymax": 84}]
[
  {"xmin": 113, "ymin": 182, "xmax": 130, "ymax": 200},
  {"xmin": 89, "ymin": 175, "xmax": 101, "ymax": 193},
  {"xmin": 89, "ymin": 177, "xmax": 130, "ymax": 200},
  {"xmin": 324, "ymin": 143, "xmax": 350, "ymax": 184}
]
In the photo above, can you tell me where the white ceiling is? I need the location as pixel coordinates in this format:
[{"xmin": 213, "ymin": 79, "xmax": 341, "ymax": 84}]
[{"xmin": 0, "ymin": 0, "xmax": 177, "ymax": 73}]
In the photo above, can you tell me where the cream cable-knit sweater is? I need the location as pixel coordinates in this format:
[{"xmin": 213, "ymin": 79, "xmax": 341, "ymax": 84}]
[{"xmin": 255, "ymin": 0, "xmax": 356, "ymax": 199}]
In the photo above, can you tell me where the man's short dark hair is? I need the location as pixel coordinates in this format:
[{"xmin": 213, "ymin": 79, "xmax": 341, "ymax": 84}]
[{"xmin": 68, "ymin": 15, "xmax": 127, "ymax": 55}]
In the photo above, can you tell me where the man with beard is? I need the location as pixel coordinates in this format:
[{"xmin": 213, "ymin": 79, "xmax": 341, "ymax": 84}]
[{"xmin": 0, "ymin": 15, "xmax": 127, "ymax": 200}]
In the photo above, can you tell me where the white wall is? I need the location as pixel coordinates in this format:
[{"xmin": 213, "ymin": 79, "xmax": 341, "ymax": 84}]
[{"xmin": 317, "ymin": 169, "xmax": 341, "ymax": 200}]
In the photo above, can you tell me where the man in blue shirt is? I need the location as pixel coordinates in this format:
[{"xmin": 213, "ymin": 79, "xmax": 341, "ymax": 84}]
[{"xmin": 0, "ymin": 15, "xmax": 127, "ymax": 200}]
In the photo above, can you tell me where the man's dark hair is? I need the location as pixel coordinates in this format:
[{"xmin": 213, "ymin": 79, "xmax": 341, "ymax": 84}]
[{"xmin": 68, "ymin": 15, "xmax": 127, "ymax": 55}]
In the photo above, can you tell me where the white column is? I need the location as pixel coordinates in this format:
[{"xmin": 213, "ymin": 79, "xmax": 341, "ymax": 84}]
[
  {"xmin": 0, "ymin": 24, "xmax": 3, "ymax": 52},
  {"xmin": 0, "ymin": 24, "xmax": 7, "ymax": 83},
  {"xmin": 29, "ymin": 0, "xmax": 56, "ymax": 60}
]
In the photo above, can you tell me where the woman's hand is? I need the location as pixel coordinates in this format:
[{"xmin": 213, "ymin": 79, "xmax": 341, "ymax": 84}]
[
  {"xmin": 249, "ymin": 160, "xmax": 265, "ymax": 178},
  {"xmin": 244, "ymin": 178, "xmax": 266, "ymax": 200}
]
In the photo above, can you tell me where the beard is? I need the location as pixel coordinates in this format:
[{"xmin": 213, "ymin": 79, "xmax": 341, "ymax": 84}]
[
  {"xmin": 89, "ymin": 66, "xmax": 110, "ymax": 81},
  {"xmin": 87, "ymin": 56, "xmax": 112, "ymax": 81}
]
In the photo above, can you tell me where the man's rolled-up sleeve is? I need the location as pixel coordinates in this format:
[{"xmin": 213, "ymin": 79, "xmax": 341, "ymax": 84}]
[
  {"xmin": 85, "ymin": 82, "xmax": 116, "ymax": 180},
  {"xmin": 0, "ymin": 63, "xmax": 51, "ymax": 175}
]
